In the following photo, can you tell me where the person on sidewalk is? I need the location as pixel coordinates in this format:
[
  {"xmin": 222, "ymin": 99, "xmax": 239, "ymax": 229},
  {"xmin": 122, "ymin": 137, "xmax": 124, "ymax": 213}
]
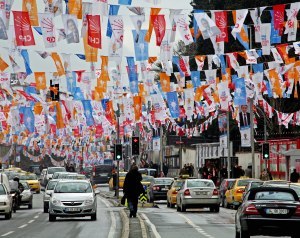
[
  {"xmin": 123, "ymin": 165, "xmax": 144, "ymax": 218},
  {"xmin": 290, "ymin": 169, "xmax": 300, "ymax": 183}
]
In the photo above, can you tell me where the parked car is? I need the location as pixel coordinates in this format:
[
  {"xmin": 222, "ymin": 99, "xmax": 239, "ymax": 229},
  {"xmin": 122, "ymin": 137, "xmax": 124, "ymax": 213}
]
[
  {"xmin": 148, "ymin": 178, "xmax": 174, "ymax": 202},
  {"xmin": 42, "ymin": 179, "xmax": 59, "ymax": 213},
  {"xmin": 0, "ymin": 182, "xmax": 12, "ymax": 219},
  {"xmin": 20, "ymin": 181, "xmax": 33, "ymax": 209},
  {"xmin": 219, "ymin": 178, "xmax": 236, "ymax": 207},
  {"xmin": 235, "ymin": 186, "xmax": 300, "ymax": 238},
  {"xmin": 224, "ymin": 178, "xmax": 260, "ymax": 209},
  {"xmin": 45, "ymin": 167, "xmax": 66, "ymax": 186},
  {"xmin": 91, "ymin": 165, "xmax": 114, "ymax": 185},
  {"xmin": 176, "ymin": 179, "xmax": 220, "ymax": 212},
  {"xmin": 0, "ymin": 173, "xmax": 11, "ymax": 193},
  {"xmin": 48, "ymin": 180, "xmax": 99, "ymax": 221}
]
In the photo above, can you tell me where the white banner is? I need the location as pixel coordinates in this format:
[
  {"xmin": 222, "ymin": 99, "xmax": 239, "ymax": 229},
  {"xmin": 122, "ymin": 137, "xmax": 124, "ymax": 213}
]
[
  {"xmin": 39, "ymin": 13, "xmax": 56, "ymax": 48},
  {"xmin": 194, "ymin": 12, "xmax": 221, "ymax": 40},
  {"xmin": 240, "ymin": 126, "xmax": 251, "ymax": 147},
  {"xmin": 173, "ymin": 14, "xmax": 193, "ymax": 45},
  {"xmin": 260, "ymin": 23, "xmax": 271, "ymax": 55},
  {"xmin": 152, "ymin": 137, "xmax": 161, "ymax": 151},
  {"xmin": 231, "ymin": 9, "xmax": 248, "ymax": 38}
]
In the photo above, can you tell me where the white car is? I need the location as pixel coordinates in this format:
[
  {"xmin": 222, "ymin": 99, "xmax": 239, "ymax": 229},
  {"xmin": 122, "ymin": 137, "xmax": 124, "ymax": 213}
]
[
  {"xmin": 20, "ymin": 181, "xmax": 33, "ymax": 209},
  {"xmin": 42, "ymin": 179, "xmax": 59, "ymax": 213},
  {"xmin": 48, "ymin": 180, "xmax": 99, "ymax": 221},
  {"xmin": 45, "ymin": 167, "xmax": 66, "ymax": 186},
  {"xmin": 0, "ymin": 183, "xmax": 12, "ymax": 219}
]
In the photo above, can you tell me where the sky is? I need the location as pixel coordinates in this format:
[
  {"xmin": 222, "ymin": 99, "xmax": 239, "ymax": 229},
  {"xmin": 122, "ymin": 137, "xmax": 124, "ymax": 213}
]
[{"xmin": 0, "ymin": 0, "xmax": 192, "ymax": 89}]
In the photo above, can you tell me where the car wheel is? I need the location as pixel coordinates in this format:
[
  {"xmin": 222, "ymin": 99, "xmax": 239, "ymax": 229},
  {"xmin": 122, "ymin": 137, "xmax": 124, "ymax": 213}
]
[
  {"xmin": 214, "ymin": 206, "xmax": 220, "ymax": 213},
  {"xmin": 235, "ymin": 230, "xmax": 240, "ymax": 238},
  {"xmin": 167, "ymin": 200, "xmax": 170, "ymax": 207},
  {"xmin": 233, "ymin": 204, "xmax": 239, "ymax": 210},
  {"xmin": 181, "ymin": 203, "xmax": 186, "ymax": 212},
  {"xmin": 177, "ymin": 203, "xmax": 181, "ymax": 212},
  {"xmin": 221, "ymin": 197, "xmax": 225, "ymax": 207},
  {"xmin": 224, "ymin": 197, "xmax": 229, "ymax": 208},
  {"xmin": 91, "ymin": 213, "xmax": 97, "ymax": 221},
  {"xmin": 170, "ymin": 202, "xmax": 175, "ymax": 208},
  {"xmin": 36, "ymin": 190, "xmax": 40, "ymax": 194},
  {"xmin": 5, "ymin": 212, "xmax": 11, "ymax": 220},
  {"xmin": 49, "ymin": 214, "xmax": 56, "ymax": 222},
  {"xmin": 209, "ymin": 206, "xmax": 214, "ymax": 212},
  {"xmin": 28, "ymin": 204, "xmax": 32, "ymax": 209},
  {"xmin": 44, "ymin": 206, "xmax": 48, "ymax": 213},
  {"xmin": 240, "ymin": 230, "xmax": 250, "ymax": 238}
]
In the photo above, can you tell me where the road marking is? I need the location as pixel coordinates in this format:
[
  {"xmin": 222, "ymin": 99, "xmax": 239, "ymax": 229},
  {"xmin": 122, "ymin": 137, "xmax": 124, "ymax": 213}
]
[
  {"xmin": 140, "ymin": 213, "xmax": 161, "ymax": 238},
  {"xmin": 98, "ymin": 196, "xmax": 116, "ymax": 238},
  {"xmin": 178, "ymin": 213, "xmax": 215, "ymax": 238},
  {"xmin": 28, "ymin": 220, "xmax": 35, "ymax": 224},
  {"xmin": 1, "ymin": 231, "xmax": 14, "ymax": 237},
  {"xmin": 34, "ymin": 215, "xmax": 39, "ymax": 219},
  {"xmin": 137, "ymin": 214, "xmax": 148, "ymax": 238},
  {"xmin": 120, "ymin": 209, "xmax": 129, "ymax": 238},
  {"xmin": 18, "ymin": 224, "xmax": 28, "ymax": 229}
]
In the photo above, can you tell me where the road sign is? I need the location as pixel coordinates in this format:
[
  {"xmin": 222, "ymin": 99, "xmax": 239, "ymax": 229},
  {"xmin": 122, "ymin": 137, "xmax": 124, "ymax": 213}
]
[{"xmin": 139, "ymin": 193, "xmax": 147, "ymax": 203}]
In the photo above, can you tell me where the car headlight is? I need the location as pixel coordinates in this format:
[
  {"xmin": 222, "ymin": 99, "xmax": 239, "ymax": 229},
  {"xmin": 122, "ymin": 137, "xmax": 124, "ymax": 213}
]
[
  {"xmin": 52, "ymin": 198, "xmax": 61, "ymax": 206},
  {"xmin": 84, "ymin": 198, "xmax": 94, "ymax": 205}
]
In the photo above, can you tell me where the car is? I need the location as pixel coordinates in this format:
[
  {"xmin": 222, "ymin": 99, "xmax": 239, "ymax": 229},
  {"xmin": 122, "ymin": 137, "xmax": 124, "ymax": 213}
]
[
  {"xmin": 64, "ymin": 174, "xmax": 87, "ymax": 180},
  {"xmin": 263, "ymin": 182, "xmax": 300, "ymax": 201},
  {"xmin": 224, "ymin": 178, "xmax": 260, "ymax": 209},
  {"xmin": 109, "ymin": 172, "xmax": 127, "ymax": 191},
  {"xmin": 80, "ymin": 166, "xmax": 93, "ymax": 179},
  {"xmin": 242, "ymin": 180, "xmax": 264, "ymax": 200},
  {"xmin": 219, "ymin": 178, "xmax": 236, "ymax": 207},
  {"xmin": 235, "ymin": 186, "xmax": 300, "ymax": 238},
  {"xmin": 147, "ymin": 178, "xmax": 174, "ymax": 202},
  {"xmin": 91, "ymin": 165, "xmax": 114, "ymax": 185},
  {"xmin": 167, "ymin": 177, "xmax": 188, "ymax": 208},
  {"xmin": 139, "ymin": 168, "xmax": 157, "ymax": 177},
  {"xmin": 176, "ymin": 179, "xmax": 220, "ymax": 212},
  {"xmin": 48, "ymin": 180, "xmax": 99, "ymax": 221},
  {"xmin": 19, "ymin": 173, "xmax": 41, "ymax": 193},
  {"xmin": 45, "ymin": 167, "xmax": 66, "ymax": 185},
  {"xmin": 20, "ymin": 181, "xmax": 33, "ymax": 209},
  {"xmin": 52, "ymin": 172, "xmax": 72, "ymax": 180},
  {"xmin": 28, "ymin": 165, "xmax": 41, "ymax": 175},
  {"xmin": 42, "ymin": 179, "xmax": 59, "ymax": 213},
  {"xmin": 0, "ymin": 183, "xmax": 12, "ymax": 219},
  {"xmin": 39, "ymin": 168, "xmax": 47, "ymax": 186}
]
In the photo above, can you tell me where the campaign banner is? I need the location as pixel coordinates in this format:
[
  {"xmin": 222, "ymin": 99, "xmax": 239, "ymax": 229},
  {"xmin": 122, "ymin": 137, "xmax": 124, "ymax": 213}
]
[
  {"xmin": 13, "ymin": 11, "xmax": 35, "ymax": 46},
  {"xmin": 240, "ymin": 126, "xmax": 251, "ymax": 147},
  {"xmin": 233, "ymin": 77, "xmax": 247, "ymax": 106},
  {"xmin": 62, "ymin": 14, "xmax": 80, "ymax": 44},
  {"xmin": 231, "ymin": 9, "xmax": 248, "ymax": 38},
  {"xmin": 132, "ymin": 30, "xmax": 148, "ymax": 61},
  {"xmin": 22, "ymin": 0, "xmax": 39, "ymax": 26},
  {"xmin": 151, "ymin": 15, "xmax": 166, "ymax": 46},
  {"xmin": 0, "ymin": 10, "xmax": 8, "ymax": 39},
  {"xmin": 153, "ymin": 137, "xmax": 161, "ymax": 151},
  {"xmin": 260, "ymin": 23, "xmax": 271, "ymax": 55},
  {"xmin": 173, "ymin": 14, "xmax": 193, "ymax": 45},
  {"xmin": 39, "ymin": 13, "xmax": 56, "ymax": 48},
  {"xmin": 214, "ymin": 11, "xmax": 228, "ymax": 42},
  {"xmin": 194, "ymin": 12, "xmax": 221, "ymax": 40},
  {"xmin": 87, "ymin": 14, "xmax": 101, "ymax": 48},
  {"xmin": 166, "ymin": 91, "xmax": 179, "ymax": 118}
]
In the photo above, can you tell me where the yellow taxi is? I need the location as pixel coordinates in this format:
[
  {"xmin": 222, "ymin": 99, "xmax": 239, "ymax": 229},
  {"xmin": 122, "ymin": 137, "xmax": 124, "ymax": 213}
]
[
  {"xmin": 166, "ymin": 175, "xmax": 189, "ymax": 208},
  {"xmin": 19, "ymin": 173, "xmax": 41, "ymax": 193},
  {"xmin": 5, "ymin": 167, "xmax": 26, "ymax": 173},
  {"xmin": 224, "ymin": 178, "xmax": 260, "ymax": 209},
  {"xmin": 109, "ymin": 172, "xmax": 127, "ymax": 191}
]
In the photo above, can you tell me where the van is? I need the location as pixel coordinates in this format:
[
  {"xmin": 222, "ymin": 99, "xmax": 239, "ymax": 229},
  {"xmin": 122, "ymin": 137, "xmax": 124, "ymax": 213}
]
[
  {"xmin": 0, "ymin": 173, "xmax": 11, "ymax": 192},
  {"xmin": 91, "ymin": 165, "xmax": 114, "ymax": 185}
]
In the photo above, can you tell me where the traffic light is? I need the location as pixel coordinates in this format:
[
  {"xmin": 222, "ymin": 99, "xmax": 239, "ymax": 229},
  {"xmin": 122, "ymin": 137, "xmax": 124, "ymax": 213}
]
[
  {"xmin": 262, "ymin": 143, "xmax": 270, "ymax": 159},
  {"xmin": 114, "ymin": 144, "xmax": 122, "ymax": 161},
  {"xmin": 132, "ymin": 137, "xmax": 140, "ymax": 155}
]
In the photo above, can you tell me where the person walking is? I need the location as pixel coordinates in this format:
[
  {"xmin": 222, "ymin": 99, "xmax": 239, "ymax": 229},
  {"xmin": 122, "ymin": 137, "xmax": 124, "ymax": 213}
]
[
  {"xmin": 163, "ymin": 163, "xmax": 169, "ymax": 177},
  {"xmin": 290, "ymin": 169, "xmax": 300, "ymax": 183},
  {"xmin": 123, "ymin": 165, "xmax": 144, "ymax": 218}
]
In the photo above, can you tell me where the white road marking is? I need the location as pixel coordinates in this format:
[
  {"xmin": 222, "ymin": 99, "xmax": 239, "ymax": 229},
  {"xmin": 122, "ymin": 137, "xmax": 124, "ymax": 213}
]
[
  {"xmin": 34, "ymin": 215, "xmax": 39, "ymax": 219},
  {"xmin": 28, "ymin": 220, "xmax": 35, "ymax": 224},
  {"xmin": 18, "ymin": 224, "xmax": 28, "ymax": 229},
  {"xmin": 98, "ymin": 196, "xmax": 116, "ymax": 238},
  {"xmin": 178, "ymin": 213, "xmax": 215, "ymax": 238},
  {"xmin": 1, "ymin": 231, "xmax": 14, "ymax": 237},
  {"xmin": 140, "ymin": 213, "xmax": 161, "ymax": 238}
]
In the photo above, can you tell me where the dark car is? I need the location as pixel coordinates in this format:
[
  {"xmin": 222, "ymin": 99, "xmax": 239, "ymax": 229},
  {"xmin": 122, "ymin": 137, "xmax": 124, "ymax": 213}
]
[
  {"xmin": 28, "ymin": 165, "xmax": 41, "ymax": 175},
  {"xmin": 147, "ymin": 178, "xmax": 173, "ymax": 202},
  {"xmin": 263, "ymin": 183, "xmax": 300, "ymax": 201},
  {"xmin": 235, "ymin": 187, "xmax": 300, "ymax": 238},
  {"xmin": 81, "ymin": 166, "xmax": 93, "ymax": 179},
  {"xmin": 219, "ymin": 179, "xmax": 236, "ymax": 207},
  {"xmin": 91, "ymin": 165, "xmax": 114, "ymax": 185}
]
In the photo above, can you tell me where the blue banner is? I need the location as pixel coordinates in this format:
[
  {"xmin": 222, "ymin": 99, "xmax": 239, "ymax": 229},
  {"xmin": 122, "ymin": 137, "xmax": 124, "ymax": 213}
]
[
  {"xmin": 82, "ymin": 100, "xmax": 94, "ymax": 126},
  {"xmin": 106, "ymin": 5, "xmax": 120, "ymax": 38},
  {"xmin": 129, "ymin": 80, "xmax": 139, "ymax": 94},
  {"xmin": 126, "ymin": 57, "xmax": 138, "ymax": 82},
  {"xmin": 23, "ymin": 107, "xmax": 35, "ymax": 133},
  {"xmin": 233, "ymin": 25, "xmax": 249, "ymax": 50},
  {"xmin": 167, "ymin": 91, "xmax": 180, "ymax": 118},
  {"xmin": 265, "ymin": 80, "xmax": 273, "ymax": 98},
  {"xmin": 270, "ymin": 10, "xmax": 281, "ymax": 44},
  {"xmin": 252, "ymin": 63, "xmax": 264, "ymax": 73},
  {"xmin": 233, "ymin": 78, "xmax": 247, "ymax": 106},
  {"xmin": 101, "ymin": 99, "xmax": 109, "ymax": 111},
  {"xmin": 132, "ymin": 30, "xmax": 149, "ymax": 61},
  {"xmin": 172, "ymin": 56, "xmax": 184, "ymax": 77},
  {"xmin": 75, "ymin": 54, "xmax": 86, "ymax": 60},
  {"xmin": 73, "ymin": 87, "xmax": 85, "ymax": 100},
  {"xmin": 191, "ymin": 71, "xmax": 201, "ymax": 88},
  {"xmin": 25, "ymin": 86, "xmax": 37, "ymax": 95},
  {"xmin": 20, "ymin": 50, "xmax": 33, "ymax": 75},
  {"xmin": 193, "ymin": 10, "xmax": 204, "ymax": 42},
  {"xmin": 67, "ymin": 72, "xmax": 76, "ymax": 95},
  {"xmin": 219, "ymin": 55, "xmax": 227, "ymax": 75},
  {"xmin": 33, "ymin": 27, "xmax": 42, "ymax": 35},
  {"xmin": 118, "ymin": 0, "xmax": 132, "ymax": 4}
]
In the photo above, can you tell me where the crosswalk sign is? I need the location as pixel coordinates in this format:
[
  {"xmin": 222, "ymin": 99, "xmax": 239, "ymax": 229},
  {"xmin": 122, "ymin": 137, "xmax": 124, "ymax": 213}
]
[{"xmin": 139, "ymin": 193, "xmax": 147, "ymax": 202}]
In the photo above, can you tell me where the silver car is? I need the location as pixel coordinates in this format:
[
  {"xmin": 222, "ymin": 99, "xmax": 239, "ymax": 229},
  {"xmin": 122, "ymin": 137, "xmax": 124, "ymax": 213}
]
[
  {"xmin": 42, "ymin": 179, "xmax": 59, "ymax": 213},
  {"xmin": 48, "ymin": 180, "xmax": 99, "ymax": 221},
  {"xmin": 20, "ymin": 181, "xmax": 33, "ymax": 209},
  {"xmin": 176, "ymin": 179, "xmax": 220, "ymax": 212}
]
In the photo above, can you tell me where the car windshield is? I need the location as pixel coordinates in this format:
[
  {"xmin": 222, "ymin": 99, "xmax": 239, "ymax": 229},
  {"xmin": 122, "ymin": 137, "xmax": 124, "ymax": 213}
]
[
  {"xmin": 54, "ymin": 182, "xmax": 92, "ymax": 193},
  {"xmin": 48, "ymin": 167, "xmax": 66, "ymax": 174},
  {"xmin": 0, "ymin": 184, "xmax": 6, "ymax": 195},
  {"xmin": 251, "ymin": 182, "xmax": 263, "ymax": 188},
  {"xmin": 173, "ymin": 181, "xmax": 184, "ymax": 187},
  {"xmin": 47, "ymin": 180, "xmax": 58, "ymax": 190},
  {"xmin": 290, "ymin": 185, "xmax": 300, "ymax": 197},
  {"xmin": 142, "ymin": 176, "xmax": 153, "ymax": 182},
  {"xmin": 119, "ymin": 172, "xmax": 127, "ymax": 177},
  {"xmin": 66, "ymin": 175, "xmax": 86, "ymax": 180},
  {"xmin": 20, "ymin": 182, "xmax": 30, "ymax": 190},
  {"xmin": 154, "ymin": 179, "xmax": 173, "ymax": 185},
  {"xmin": 255, "ymin": 191, "xmax": 295, "ymax": 201},
  {"xmin": 237, "ymin": 180, "xmax": 253, "ymax": 186},
  {"xmin": 20, "ymin": 174, "xmax": 37, "ymax": 180},
  {"xmin": 187, "ymin": 180, "xmax": 214, "ymax": 188}
]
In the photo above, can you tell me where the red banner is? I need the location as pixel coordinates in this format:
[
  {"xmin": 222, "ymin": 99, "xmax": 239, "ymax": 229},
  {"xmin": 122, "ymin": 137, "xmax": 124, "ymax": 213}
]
[
  {"xmin": 13, "ymin": 11, "xmax": 35, "ymax": 46},
  {"xmin": 151, "ymin": 15, "xmax": 166, "ymax": 46},
  {"xmin": 87, "ymin": 14, "xmax": 101, "ymax": 49},
  {"xmin": 273, "ymin": 4, "xmax": 285, "ymax": 36},
  {"xmin": 215, "ymin": 11, "xmax": 228, "ymax": 42}
]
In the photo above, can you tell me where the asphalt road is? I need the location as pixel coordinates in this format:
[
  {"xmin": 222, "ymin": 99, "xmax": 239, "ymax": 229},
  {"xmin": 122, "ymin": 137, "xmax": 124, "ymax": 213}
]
[{"xmin": 0, "ymin": 187, "xmax": 122, "ymax": 238}]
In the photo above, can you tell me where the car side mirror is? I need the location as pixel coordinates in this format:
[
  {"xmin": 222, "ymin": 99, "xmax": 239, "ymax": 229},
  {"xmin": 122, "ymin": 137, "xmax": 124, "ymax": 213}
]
[
  {"xmin": 94, "ymin": 191, "xmax": 100, "ymax": 195},
  {"xmin": 46, "ymin": 191, "xmax": 52, "ymax": 196},
  {"xmin": 41, "ymin": 188, "xmax": 45, "ymax": 192}
]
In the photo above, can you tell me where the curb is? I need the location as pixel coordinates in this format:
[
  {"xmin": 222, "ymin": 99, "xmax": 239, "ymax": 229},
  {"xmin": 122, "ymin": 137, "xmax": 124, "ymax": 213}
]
[
  {"xmin": 120, "ymin": 209, "xmax": 130, "ymax": 238},
  {"xmin": 137, "ymin": 213, "xmax": 148, "ymax": 238}
]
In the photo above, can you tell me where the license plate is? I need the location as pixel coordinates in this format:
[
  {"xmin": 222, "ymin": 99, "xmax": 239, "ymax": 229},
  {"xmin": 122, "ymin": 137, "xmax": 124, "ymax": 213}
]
[
  {"xmin": 161, "ymin": 188, "xmax": 168, "ymax": 191},
  {"xmin": 195, "ymin": 191, "xmax": 207, "ymax": 195},
  {"xmin": 65, "ymin": 207, "xmax": 81, "ymax": 212},
  {"xmin": 266, "ymin": 209, "xmax": 288, "ymax": 214}
]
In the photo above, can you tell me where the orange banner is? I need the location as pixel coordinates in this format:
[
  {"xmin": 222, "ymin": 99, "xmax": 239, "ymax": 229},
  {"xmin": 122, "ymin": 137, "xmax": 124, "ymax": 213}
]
[
  {"xmin": 99, "ymin": 56, "xmax": 109, "ymax": 81},
  {"xmin": 144, "ymin": 8, "xmax": 161, "ymax": 43},
  {"xmin": 83, "ymin": 36, "xmax": 98, "ymax": 62},
  {"xmin": 269, "ymin": 69, "xmax": 282, "ymax": 98},
  {"xmin": 56, "ymin": 102, "xmax": 65, "ymax": 129},
  {"xmin": 160, "ymin": 72, "xmax": 170, "ymax": 92},
  {"xmin": 68, "ymin": 0, "xmax": 82, "ymax": 19},
  {"xmin": 50, "ymin": 53, "xmax": 65, "ymax": 76},
  {"xmin": 22, "ymin": 0, "xmax": 39, "ymax": 26},
  {"xmin": 34, "ymin": 72, "xmax": 47, "ymax": 90},
  {"xmin": 0, "ymin": 57, "xmax": 8, "ymax": 72},
  {"xmin": 133, "ymin": 96, "xmax": 142, "ymax": 121}
]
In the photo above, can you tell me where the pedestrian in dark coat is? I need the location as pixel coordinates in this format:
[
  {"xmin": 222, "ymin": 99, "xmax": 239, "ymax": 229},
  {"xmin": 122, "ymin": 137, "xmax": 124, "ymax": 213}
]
[
  {"xmin": 290, "ymin": 169, "xmax": 300, "ymax": 183},
  {"xmin": 123, "ymin": 165, "xmax": 144, "ymax": 218}
]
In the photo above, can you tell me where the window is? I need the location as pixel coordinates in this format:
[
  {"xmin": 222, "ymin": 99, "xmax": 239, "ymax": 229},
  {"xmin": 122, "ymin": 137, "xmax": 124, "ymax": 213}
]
[
  {"xmin": 237, "ymin": 180, "xmax": 252, "ymax": 187},
  {"xmin": 187, "ymin": 180, "xmax": 214, "ymax": 188},
  {"xmin": 47, "ymin": 181, "xmax": 58, "ymax": 190},
  {"xmin": 48, "ymin": 167, "xmax": 66, "ymax": 174},
  {"xmin": 54, "ymin": 182, "xmax": 92, "ymax": 193},
  {"xmin": 254, "ymin": 191, "xmax": 295, "ymax": 201},
  {"xmin": 173, "ymin": 181, "xmax": 184, "ymax": 188},
  {"xmin": 0, "ymin": 184, "xmax": 6, "ymax": 195},
  {"xmin": 154, "ymin": 179, "xmax": 173, "ymax": 185},
  {"xmin": 20, "ymin": 174, "xmax": 37, "ymax": 180},
  {"xmin": 20, "ymin": 182, "xmax": 30, "ymax": 190}
]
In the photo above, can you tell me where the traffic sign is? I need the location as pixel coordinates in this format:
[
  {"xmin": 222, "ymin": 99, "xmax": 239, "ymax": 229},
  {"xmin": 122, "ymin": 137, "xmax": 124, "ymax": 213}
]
[{"xmin": 139, "ymin": 193, "xmax": 147, "ymax": 203}]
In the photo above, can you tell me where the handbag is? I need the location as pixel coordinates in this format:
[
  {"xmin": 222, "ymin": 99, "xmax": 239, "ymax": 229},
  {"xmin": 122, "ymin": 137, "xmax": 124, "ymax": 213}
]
[{"xmin": 121, "ymin": 195, "xmax": 126, "ymax": 205}]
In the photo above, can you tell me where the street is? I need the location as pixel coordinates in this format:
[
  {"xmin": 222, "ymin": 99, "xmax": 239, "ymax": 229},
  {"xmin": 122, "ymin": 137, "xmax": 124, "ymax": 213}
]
[{"xmin": 1, "ymin": 185, "xmax": 292, "ymax": 238}]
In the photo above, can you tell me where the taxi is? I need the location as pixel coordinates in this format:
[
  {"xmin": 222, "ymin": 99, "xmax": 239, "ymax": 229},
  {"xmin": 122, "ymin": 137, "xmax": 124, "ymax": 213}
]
[
  {"xmin": 224, "ymin": 177, "xmax": 260, "ymax": 209},
  {"xmin": 19, "ymin": 173, "xmax": 41, "ymax": 193},
  {"xmin": 167, "ymin": 175, "xmax": 189, "ymax": 208},
  {"xmin": 109, "ymin": 172, "xmax": 127, "ymax": 191}
]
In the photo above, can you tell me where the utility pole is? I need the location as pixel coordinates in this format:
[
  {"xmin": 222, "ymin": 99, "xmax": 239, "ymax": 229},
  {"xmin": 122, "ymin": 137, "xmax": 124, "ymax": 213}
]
[
  {"xmin": 116, "ymin": 115, "xmax": 120, "ymax": 199},
  {"xmin": 160, "ymin": 124, "xmax": 163, "ymax": 176},
  {"xmin": 227, "ymin": 111, "xmax": 231, "ymax": 179}
]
